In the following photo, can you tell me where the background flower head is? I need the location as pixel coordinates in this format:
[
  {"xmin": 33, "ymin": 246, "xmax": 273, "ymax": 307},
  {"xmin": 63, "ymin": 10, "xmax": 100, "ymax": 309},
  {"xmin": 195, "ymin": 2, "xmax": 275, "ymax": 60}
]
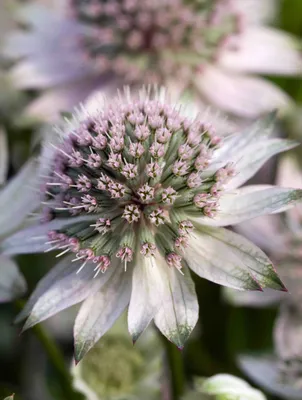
[
  {"xmin": 4, "ymin": 0, "xmax": 302, "ymax": 120},
  {"xmin": 72, "ymin": 317, "xmax": 162, "ymax": 400}
]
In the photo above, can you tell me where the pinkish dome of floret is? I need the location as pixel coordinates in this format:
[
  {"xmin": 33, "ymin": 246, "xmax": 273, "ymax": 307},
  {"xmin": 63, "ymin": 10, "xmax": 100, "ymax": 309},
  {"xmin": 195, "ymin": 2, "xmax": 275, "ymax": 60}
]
[
  {"xmin": 42, "ymin": 89, "xmax": 234, "ymax": 275},
  {"xmin": 67, "ymin": 0, "xmax": 241, "ymax": 84}
]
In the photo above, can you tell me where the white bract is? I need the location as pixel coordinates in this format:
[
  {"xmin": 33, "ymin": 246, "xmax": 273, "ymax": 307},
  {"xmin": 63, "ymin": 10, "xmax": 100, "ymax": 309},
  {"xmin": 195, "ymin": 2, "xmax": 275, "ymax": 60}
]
[
  {"xmin": 4, "ymin": 0, "xmax": 301, "ymax": 120},
  {"xmin": 3, "ymin": 87, "xmax": 302, "ymax": 361}
]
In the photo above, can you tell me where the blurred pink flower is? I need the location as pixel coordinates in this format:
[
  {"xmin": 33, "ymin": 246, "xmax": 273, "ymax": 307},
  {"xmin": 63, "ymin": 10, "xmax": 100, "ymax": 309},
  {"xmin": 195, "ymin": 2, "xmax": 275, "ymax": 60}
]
[{"xmin": 4, "ymin": 0, "xmax": 301, "ymax": 121}]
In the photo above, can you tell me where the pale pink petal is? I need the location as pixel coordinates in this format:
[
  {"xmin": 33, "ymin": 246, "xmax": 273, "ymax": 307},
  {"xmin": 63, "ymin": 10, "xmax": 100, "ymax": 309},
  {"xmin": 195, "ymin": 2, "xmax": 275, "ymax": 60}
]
[
  {"xmin": 25, "ymin": 78, "xmax": 107, "ymax": 121},
  {"xmin": 14, "ymin": 3, "xmax": 62, "ymax": 29},
  {"xmin": 196, "ymin": 65, "xmax": 292, "ymax": 118},
  {"xmin": 219, "ymin": 28, "xmax": 302, "ymax": 76},
  {"xmin": 276, "ymin": 155, "xmax": 302, "ymax": 226},
  {"xmin": 235, "ymin": 215, "xmax": 287, "ymax": 256},
  {"xmin": 9, "ymin": 59, "xmax": 93, "ymax": 89},
  {"xmin": 277, "ymin": 155, "xmax": 302, "ymax": 189}
]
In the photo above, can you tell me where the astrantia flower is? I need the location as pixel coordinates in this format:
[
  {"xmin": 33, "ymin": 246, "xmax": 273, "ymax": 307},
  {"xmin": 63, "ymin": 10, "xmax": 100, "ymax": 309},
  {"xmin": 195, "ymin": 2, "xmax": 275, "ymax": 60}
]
[
  {"xmin": 3, "ymin": 87, "xmax": 302, "ymax": 361},
  {"xmin": 4, "ymin": 0, "xmax": 301, "ymax": 120}
]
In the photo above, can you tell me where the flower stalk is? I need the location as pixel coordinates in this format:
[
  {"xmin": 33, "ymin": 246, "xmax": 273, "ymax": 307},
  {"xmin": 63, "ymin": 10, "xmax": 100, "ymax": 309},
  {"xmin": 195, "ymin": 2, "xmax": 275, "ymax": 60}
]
[{"xmin": 163, "ymin": 337, "xmax": 185, "ymax": 400}]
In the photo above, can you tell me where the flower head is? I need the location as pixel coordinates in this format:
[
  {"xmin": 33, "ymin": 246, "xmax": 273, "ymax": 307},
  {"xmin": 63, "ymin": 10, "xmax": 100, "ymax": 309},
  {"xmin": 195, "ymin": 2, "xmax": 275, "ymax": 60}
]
[
  {"xmin": 5, "ymin": 0, "xmax": 301, "ymax": 120},
  {"xmin": 4, "ymin": 87, "xmax": 302, "ymax": 361}
]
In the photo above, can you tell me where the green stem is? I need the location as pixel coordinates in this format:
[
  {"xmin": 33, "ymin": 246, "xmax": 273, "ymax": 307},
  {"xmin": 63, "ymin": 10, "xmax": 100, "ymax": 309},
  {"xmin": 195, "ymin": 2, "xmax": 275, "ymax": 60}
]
[
  {"xmin": 163, "ymin": 338, "xmax": 185, "ymax": 400},
  {"xmin": 14, "ymin": 300, "xmax": 76, "ymax": 400}
]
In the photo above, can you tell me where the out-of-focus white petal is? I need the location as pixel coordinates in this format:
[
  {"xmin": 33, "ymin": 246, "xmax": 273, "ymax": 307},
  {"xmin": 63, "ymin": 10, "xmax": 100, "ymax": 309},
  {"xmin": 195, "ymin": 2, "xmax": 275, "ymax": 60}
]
[
  {"xmin": 219, "ymin": 28, "xmax": 302, "ymax": 76},
  {"xmin": 14, "ymin": 3, "xmax": 63, "ymax": 30},
  {"xmin": 226, "ymin": 139, "xmax": 299, "ymax": 189},
  {"xmin": 276, "ymin": 156, "xmax": 302, "ymax": 225},
  {"xmin": 194, "ymin": 186, "xmax": 302, "ymax": 227},
  {"xmin": 128, "ymin": 254, "xmax": 164, "ymax": 342},
  {"xmin": 74, "ymin": 266, "xmax": 132, "ymax": 362},
  {"xmin": 0, "ymin": 127, "xmax": 8, "ymax": 185},
  {"xmin": 223, "ymin": 286, "xmax": 286, "ymax": 307},
  {"xmin": 0, "ymin": 159, "xmax": 40, "ymax": 238},
  {"xmin": 4, "ymin": 32, "xmax": 51, "ymax": 59},
  {"xmin": 21, "ymin": 256, "xmax": 116, "ymax": 330},
  {"xmin": 190, "ymin": 225, "xmax": 285, "ymax": 290},
  {"xmin": 0, "ymin": 255, "xmax": 27, "ymax": 302},
  {"xmin": 238, "ymin": 354, "xmax": 302, "ymax": 400},
  {"xmin": 1, "ymin": 215, "xmax": 97, "ymax": 255},
  {"xmin": 277, "ymin": 155, "xmax": 302, "ymax": 189},
  {"xmin": 274, "ymin": 303, "xmax": 302, "ymax": 362},
  {"xmin": 24, "ymin": 78, "xmax": 110, "ymax": 121},
  {"xmin": 9, "ymin": 56, "xmax": 92, "ymax": 89},
  {"xmin": 234, "ymin": 215, "xmax": 287, "ymax": 255},
  {"xmin": 154, "ymin": 263, "xmax": 198, "ymax": 349},
  {"xmin": 232, "ymin": 0, "xmax": 277, "ymax": 24},
  {"xmin": 196, "ymin": 66, "xmax": 292, "ymax": 118}
]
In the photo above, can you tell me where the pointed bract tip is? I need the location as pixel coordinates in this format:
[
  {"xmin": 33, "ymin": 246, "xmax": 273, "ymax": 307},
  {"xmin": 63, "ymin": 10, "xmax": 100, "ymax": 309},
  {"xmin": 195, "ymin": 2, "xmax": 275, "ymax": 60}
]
[
  {"xmin": 177, "ymin": 345, "xmax": 184, "ymax": 351},
  {"xmin": 21, "ymin": 319, "xmax": 33, "ymax": 334},
  {"xmin": 130, "ymin": 331, "xmax": 141, "ymax": 345},
  {"xmin": 74, "ymin": 349, "xmax": 83, "ymax": 365}
]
